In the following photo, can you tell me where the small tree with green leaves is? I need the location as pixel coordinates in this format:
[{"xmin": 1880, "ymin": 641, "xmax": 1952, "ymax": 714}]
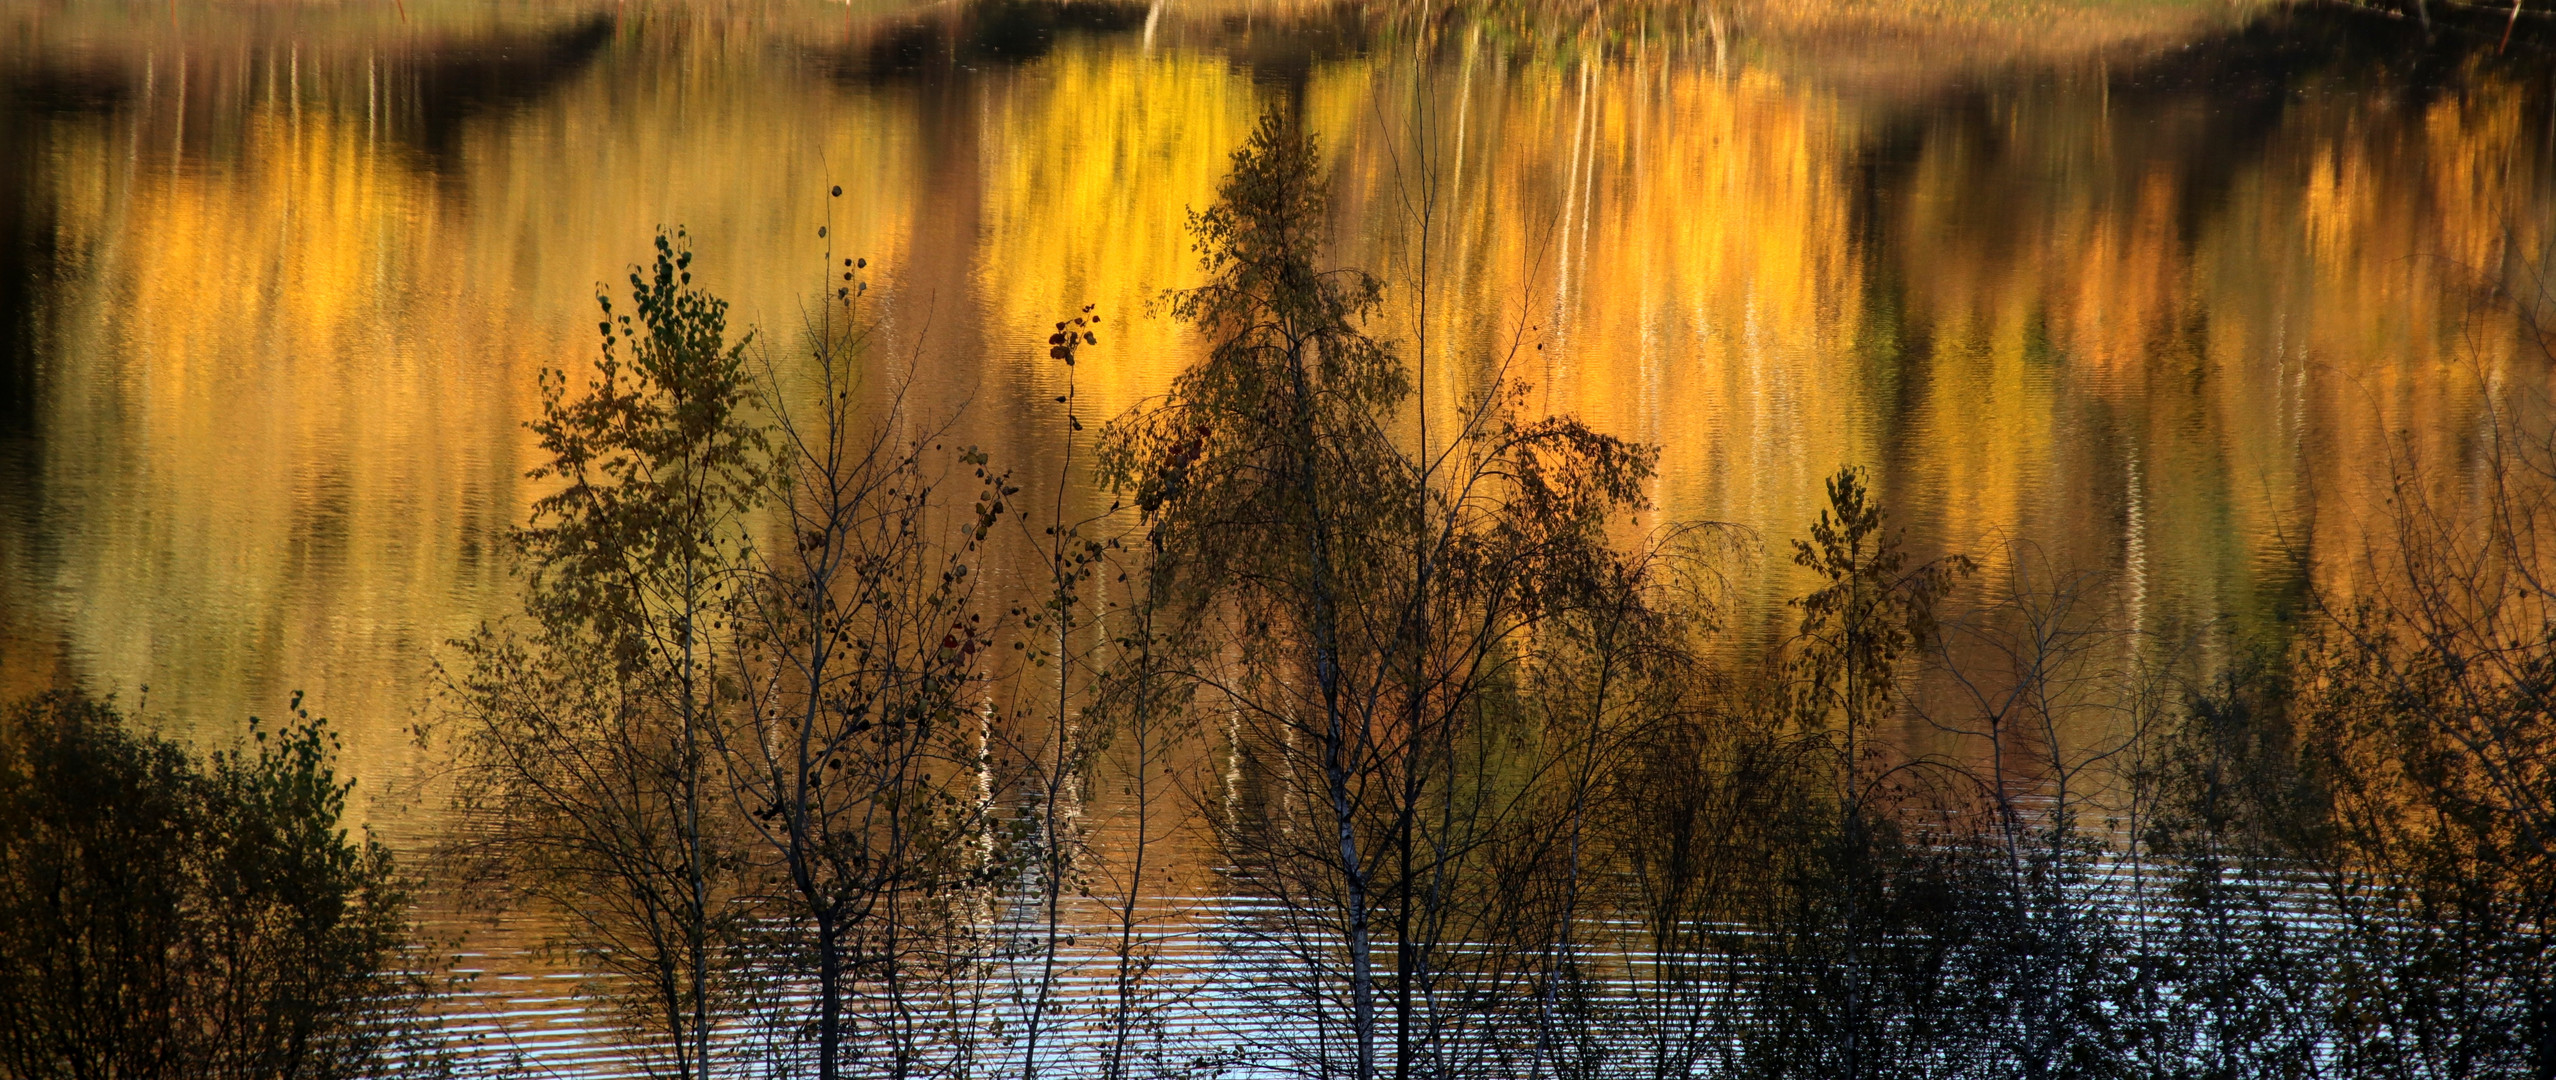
[
  {"xmin": 0, "ymin": 689, "xmax": 421, "ymax": 1080},
  {"xmin": 451, "ymin": 228, "xmax": 765, "ymax": 1080}
]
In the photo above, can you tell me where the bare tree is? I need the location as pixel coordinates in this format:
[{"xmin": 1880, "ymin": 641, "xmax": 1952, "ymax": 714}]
[
  {"xmin": 723, "ymin": 237, "xmax": 1018, "ymax": 1080},
  {"xmin": 1918, "ymin": 545, "xmax": 2147, "ymax": 1080},
  {"xmin": 995, "ymin": 305, "xmax": 1117, "ymax": 1080}
]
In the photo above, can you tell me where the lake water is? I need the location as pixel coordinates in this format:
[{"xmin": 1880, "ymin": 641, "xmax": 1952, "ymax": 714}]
[{"xmin": 2, "ymin": 0, "xmax": 2551, "ymax": 1070}]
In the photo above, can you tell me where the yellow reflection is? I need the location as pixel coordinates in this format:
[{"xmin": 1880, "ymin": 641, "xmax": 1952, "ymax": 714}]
[
  {"xmin": 1329, "ymin": 57, "xmax": 1873, "ymax": 624},
  {"xmin": 31, "ymin": 104, "xmax": 524, "ymax": 820},
  {"xmin": 15, "ymin": 46, "xmax": 931, "ymax": 823},
  {"xmin": 5, "ymin": 17, "xmax": 2550, "ymax": 831},
  {"xmin": 974, "ymin": 41, "xmax": 1260, "ymax": 417}
]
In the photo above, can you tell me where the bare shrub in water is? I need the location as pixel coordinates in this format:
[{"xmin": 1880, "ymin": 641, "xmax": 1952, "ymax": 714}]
[
  {"xmin": 721, "ymin": 238, "xmax": 1021, "ymax": 1080},
  {"xmin": 2280, "ymin": 413, "xmax": 2556, "ymax": 1077},
  {"xmin": 1594, "ymin": 642, "xmax": 1814, "ymax": 1080},
  {"xmin": 2136, "ymin": 657, "xmax": 2340, "ymax": 1079},
  {"xmin": 2118, "ymin": 354, "xmax": 2556, "ymax": 1077}
]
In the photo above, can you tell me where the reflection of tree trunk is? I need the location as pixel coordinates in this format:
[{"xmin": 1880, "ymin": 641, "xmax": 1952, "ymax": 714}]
[{"xmin": 898, "ymin": 74, "xmax": 990, "ymax": 425}]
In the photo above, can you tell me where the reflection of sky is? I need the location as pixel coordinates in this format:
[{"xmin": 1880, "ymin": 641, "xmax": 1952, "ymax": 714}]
[{"xmin": 0, "ymin": 4, "xmax": 2548, "ymax": 844}]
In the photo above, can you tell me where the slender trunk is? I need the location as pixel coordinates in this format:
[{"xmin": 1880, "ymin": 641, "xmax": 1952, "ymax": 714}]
[
  {"xmin": 681, "ymin": 464, "xmax": 712, "ymax": 1080},
  {"xmin": 1287, "ymin": 321, "xmax": 1374, "ymax": 1080},
  {"xmin": 685, "ymin": 677, "xmax": 709, "ymax": 1080},
  {"xmin": 659, "ymin": 939, "xmax": 690, "ymax": 1080},
  {"xmin": 1330, "ymin": 695, "xmax": 1376, "ymax": 1080},
  {"xmin": 797, "ymin": 663, "xmax": 842, "ymax": 1080},
  {"xmin": 1395, "ymin": 800, "xmax": 1414, "ymax": 1080},
  {"xmin": 1541, "ymin": 646, "xmax": 1610, "ymax": 1076},
  {"xmin": 818, "ymin": 916, "xmax": 845, "ymax": 1080},
  {"xmin": 1024, "ymin": 359, "xmax": 1083, "ymax": 1080},
  {"xmin": 1105, "ymin": 706, "xmax": 1150, "ymax": 1080},
  {"xmin": 1390, "ymin": 573, "xmax": 1426, "ymax": 1080},
  {"xmin": 1317, "ymin": 497, "xmax": 1375, "ymax": 1080},
  {"xmin": 1022, "ymin": 744, "xmax": 1067, "ymax": 1080},
  {"xmin": 886, "ymin": 847, "xmax": 911, "ymax": 1080},
  {"xmin": 1106, "ymin": 615, "xmax": 1155, "ymax": 1080},
  {"xmin": 1399, "ymin": 59, "xmax": 1434, "ymax": 1080}
]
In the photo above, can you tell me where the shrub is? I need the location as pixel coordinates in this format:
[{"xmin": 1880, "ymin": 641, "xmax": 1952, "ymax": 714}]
[{"xmin": 0, "ymin": 689, "xmax": 422, "ymax": 1080}]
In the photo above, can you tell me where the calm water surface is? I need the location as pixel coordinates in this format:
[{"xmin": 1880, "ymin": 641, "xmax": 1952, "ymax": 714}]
[{"xmin": 2, "ymin": 0, "xmax": 2552, "ymax": 1068}]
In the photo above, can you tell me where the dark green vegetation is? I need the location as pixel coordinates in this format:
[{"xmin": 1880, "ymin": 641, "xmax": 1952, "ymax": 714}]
[{"xmin": 0, "ymin": 691, "xmax": 427, "ymax": 1080}]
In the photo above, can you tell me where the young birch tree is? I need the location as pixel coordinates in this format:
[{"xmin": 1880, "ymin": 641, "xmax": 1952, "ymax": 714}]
[{"xmin": 451, "ymin": 230, "xmax": 764, "ymax": 1080}]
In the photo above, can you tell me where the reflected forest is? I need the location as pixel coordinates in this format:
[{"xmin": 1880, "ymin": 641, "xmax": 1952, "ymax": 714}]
[{"xmin": 5, "ymin": 1, "xmax": 2556, "ymax": 1079}]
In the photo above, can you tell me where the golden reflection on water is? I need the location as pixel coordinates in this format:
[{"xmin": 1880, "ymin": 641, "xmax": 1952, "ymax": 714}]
[
  {"xmin": 19, "ymin": 98, "xmax": 530, "ymax": 820},
  {"xmin": 975, "ymin": 40, "xmax": 1258, "ymax": 412},
  {"xmin": 2, "ymin": 7, "xmax": 2552, "ymax": 838},
  {"xmin": 1346, "ymin": 58, "xmax": 1875, "ymax": 585}
]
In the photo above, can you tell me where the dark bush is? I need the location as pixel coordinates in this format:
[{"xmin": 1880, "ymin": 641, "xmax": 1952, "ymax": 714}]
[{"xmin": 0, "ymin": 689, "xmax": 422, "ymax": 1080}]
